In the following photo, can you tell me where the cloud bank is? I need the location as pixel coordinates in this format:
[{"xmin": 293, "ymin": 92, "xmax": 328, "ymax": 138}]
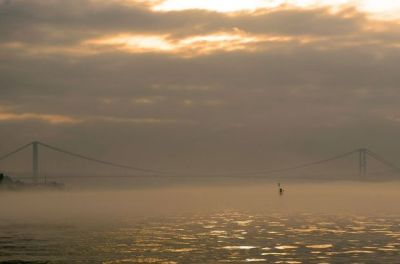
[{"xmin": 1, "ymin": 0, "xmax": 400, "ymax": 174}]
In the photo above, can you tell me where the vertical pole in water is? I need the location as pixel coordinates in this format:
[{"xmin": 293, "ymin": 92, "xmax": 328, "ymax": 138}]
[
  {"xmin": 32, "ymin": 141, "xmax": 39, "ymax": 184},
  {"xmin": 359, "ymin": 148, "xmax": 367, "ymax": 180}
]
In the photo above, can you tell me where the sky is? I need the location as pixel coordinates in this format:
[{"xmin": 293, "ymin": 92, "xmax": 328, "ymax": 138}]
[{"xmin": 1, "ymin": 0, "xmax": 400, "ymax": 175}]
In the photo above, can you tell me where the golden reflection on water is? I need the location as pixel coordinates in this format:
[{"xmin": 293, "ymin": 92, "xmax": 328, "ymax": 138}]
[
  {"xmin": 223, "ymin": 246, "xmax": 257, "ymax": 250},
  {"xmin": 274, "ymin": 245, "xmax": 298, "ymax": 250},
  {"xmin": 1, "ymin": 211, "xmax": 400, "ymax": 263},
  {"xmin": 105, "ymin": 212, "xmax": 400, "ymax": 263},
  {"xmin": 245, "ymin": 258, "xmax": 266, "ymax": 262},
  {"xmin": 306, "ymin": 244, "xmax": 333, "ymax": 249}
]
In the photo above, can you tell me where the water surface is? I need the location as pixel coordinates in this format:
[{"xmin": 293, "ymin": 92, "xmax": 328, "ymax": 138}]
[{"xmin": 1, "ymin": 182, "xmax": 400, "ymax": 263}]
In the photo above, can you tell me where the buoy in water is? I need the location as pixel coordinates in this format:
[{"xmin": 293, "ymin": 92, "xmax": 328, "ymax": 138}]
[{"xmin": 278, "ymin": 183, "xmax": 284, "ymax": 196}]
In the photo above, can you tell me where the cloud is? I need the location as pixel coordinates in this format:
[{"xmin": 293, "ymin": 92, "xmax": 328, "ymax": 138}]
[
  {"xmin": 1, "ymin": 0, "xmax": 399, "ymax": 59},
  {"xmin": 1, "ymin": 0, "xmax": 400, "ymax": 172},
  {"xmin": 0, "ymin": 112, "xmax": 81, "ymax": 124},
  {"xmin": 0, "ymin": 109, "xmax": 193, "ymax": 126},
  {"xmin": 0, "ymin": 1, "xmax": 373, "ymax": 45},
  {"xmin": 94, "ymin": 116, "xmax": 194, "ymax": 124}
]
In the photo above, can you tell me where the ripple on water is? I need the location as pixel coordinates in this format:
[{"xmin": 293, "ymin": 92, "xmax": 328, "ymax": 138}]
[
  {"xmin": 2, "ymin": 212, "xmax": 400, "ymax": 263},
  {"xmin": 245, "ymin": 258, "xmax": 267, "ymax": 262},
  {"xmin": 275, "ymin": 245, "xmax": 298, "ymax": 250},
  {"xmin": 103, "ymin": 258, "xmax": 177, "ymax": 263},
  {"xmin": 261, "ymin": 252, "xmax": 290, "ymax": 256},
  {"xmin": 223, "ymin": 246, "xmax": 257, "ymax": 250},
  {"xmin": 235, "ymin": 220, "xmax": 253, "ymax": 226},
  {"xmin": 163, "ymin": 248, "xmax": 195, "ymax": 252},
  {"xmin": 306, "ymin": 244, "xmax": 333, "ymax": 249}
]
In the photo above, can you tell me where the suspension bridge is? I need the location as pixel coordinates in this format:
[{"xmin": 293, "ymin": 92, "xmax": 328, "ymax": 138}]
[{"xmin": 0, "ymin": 141, "xmax": 399, "ymax": 183}]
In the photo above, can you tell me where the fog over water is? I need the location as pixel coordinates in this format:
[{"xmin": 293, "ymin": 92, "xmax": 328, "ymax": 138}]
[
  {"xmin": 2, "ymin": 181, "xmax": 400, "ymax": 224},
  {"xmin": 2, "ymin": 181, "xmax": 400, "ymax": 263}
]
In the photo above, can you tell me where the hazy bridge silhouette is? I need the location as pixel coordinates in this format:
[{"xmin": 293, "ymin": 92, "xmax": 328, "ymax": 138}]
[{"xmin": 0, "ymin": 141, "xmax": 399, "ymax": 182}]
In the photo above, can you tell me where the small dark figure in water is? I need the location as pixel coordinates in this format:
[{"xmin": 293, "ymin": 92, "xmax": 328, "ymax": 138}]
[{"xmin": 277, "ymin": 182, "xmax": 284, "ymax": 196}]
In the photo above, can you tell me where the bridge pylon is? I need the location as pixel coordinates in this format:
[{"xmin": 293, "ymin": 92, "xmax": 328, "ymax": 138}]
[
  {"xmin": 358, "ymin": 148, "xmax": 367, "ymax": 179},
  {"xmin": 32, "ymin": 141, "xmax": 39, "ymax": 184}
]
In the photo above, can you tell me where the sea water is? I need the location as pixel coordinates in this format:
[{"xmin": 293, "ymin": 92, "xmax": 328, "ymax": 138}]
[{"xmin": 1, "ymin": 182, "xmax": 399, "ymax": 263}]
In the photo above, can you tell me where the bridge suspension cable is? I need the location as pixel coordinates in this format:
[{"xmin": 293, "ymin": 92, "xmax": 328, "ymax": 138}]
[
  {"xmin": 37, "ymin": 143, "xmax": 359, "ymax": 177},
  {"xmin": 37, "ymin": 142, "xmax": 164, "ymax": 174},
  {"xmin": 0, "ymin": 143, "xmax": 32, "ymax": 162},
  {"xmin": 185, "ymin": 149, "xmax": 359, "ymax": 176},
  {"xmin": 366, "ymin": 149, "xmax": 400, "ymax": 171}
]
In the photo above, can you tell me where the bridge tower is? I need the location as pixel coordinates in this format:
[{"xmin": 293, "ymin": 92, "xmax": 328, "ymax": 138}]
[
  {"xmin": 32, "ymin": 141, "xmax": 39, "ymax": 184},
  {"xmin": 358, "ymin": 148, "xmax": 367, "ymax": 179}
]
